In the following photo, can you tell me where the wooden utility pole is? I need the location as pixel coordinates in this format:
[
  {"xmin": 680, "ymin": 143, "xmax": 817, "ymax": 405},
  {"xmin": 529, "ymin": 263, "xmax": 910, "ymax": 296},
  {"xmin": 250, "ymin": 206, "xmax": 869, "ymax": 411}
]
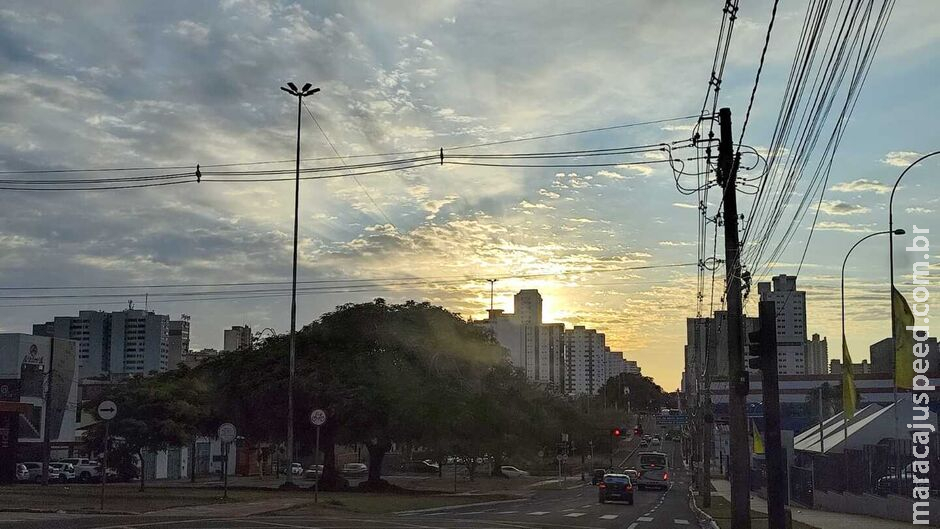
[
  {"xmin": 755, "ymin": 300, "xmax": 787, "ymax": 529},
  {"xmin": 717, "ymin": 107, "xmax": 750, "ymax": 529}
]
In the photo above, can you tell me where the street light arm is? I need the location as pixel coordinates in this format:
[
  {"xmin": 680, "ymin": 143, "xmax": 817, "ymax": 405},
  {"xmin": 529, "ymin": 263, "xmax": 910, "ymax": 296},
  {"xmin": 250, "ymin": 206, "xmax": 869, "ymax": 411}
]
[{"xmin": 889, "ymin": 150, "xmax": 940, "ymax": 226}]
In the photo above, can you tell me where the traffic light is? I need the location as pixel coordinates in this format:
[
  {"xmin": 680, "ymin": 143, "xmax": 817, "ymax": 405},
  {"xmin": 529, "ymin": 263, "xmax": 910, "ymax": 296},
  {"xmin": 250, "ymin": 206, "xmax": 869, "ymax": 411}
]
[
  {"xmin": 612, "ymin": 428, "xmax": 622, "ymax": 437},
  {"xmin": 747, "ymin": 326, "xmax": 763, "ymax": 371}
]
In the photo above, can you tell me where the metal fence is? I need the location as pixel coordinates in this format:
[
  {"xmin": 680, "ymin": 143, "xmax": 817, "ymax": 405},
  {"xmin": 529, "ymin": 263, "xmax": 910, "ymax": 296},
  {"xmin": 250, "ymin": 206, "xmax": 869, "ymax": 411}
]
[
  {"xmin": 811, "ymin": 438, "xmax": 939, "ymax": 497},
  {"xmin": 789, "ymin": 465, "xmax": 814, "ymax": 507}
]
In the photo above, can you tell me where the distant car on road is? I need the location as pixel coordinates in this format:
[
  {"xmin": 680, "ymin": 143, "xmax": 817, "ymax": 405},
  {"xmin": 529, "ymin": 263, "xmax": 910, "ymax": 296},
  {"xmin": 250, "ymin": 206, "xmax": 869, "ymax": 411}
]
[
  {"xmin": 636, "ymin": 451, "xmax": 669, "ymax": 490},
  {"xmin": 49, "ymin": 462, "xmax": 75, "ymax": 482},
  {"xmin": 402, "ymin": 460, "xmax": 440, "ymax": 473},
  {"xmin": 303, "ymin": 464, "xmax": 324, "ymax": 479},
  {"xmin": 624, "ymin": 468, "xmax": 640, "ymax": 481},
  {"xmin": 58, "ymin": 458, "xmax": 100, "ymax": 482},
  {"xmin": 591, "ymin": 468, "xmax": 607, "ymax": 485},
  {"xmin": 651, "ymin": 436, "xmax": 662, "ymax": 447},
  {"xmin": 499, "ymin": 465, "xmax": 529, "ymax": 478},
  {"xmin": 598, "ymin": 473, "xmax": 634, "ymax": 504},
  {"xmin": 639, "ymin": 438, "xmax": 650, "ymax": 448},
  {"xmin": 15, "ymin": 463, "xmax": 29, "ymax": 482},
  {"xmin": 342, "ymin": 462, "xmax": 368, "ymax": 475}
]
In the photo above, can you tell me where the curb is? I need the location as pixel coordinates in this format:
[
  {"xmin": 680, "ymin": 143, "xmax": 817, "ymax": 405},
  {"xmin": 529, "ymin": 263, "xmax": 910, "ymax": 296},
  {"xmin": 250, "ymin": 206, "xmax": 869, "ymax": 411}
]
[
  {"xmin": 394, "ymin": 497, "xmax": 528, "ymax": 515},
  {"xmin": 0, "ymin": 507, "xmax": 138, "ymax": 516},
  {"xmin": 688, "ymin": 488, "xmax": 720, "ymax": 529}
]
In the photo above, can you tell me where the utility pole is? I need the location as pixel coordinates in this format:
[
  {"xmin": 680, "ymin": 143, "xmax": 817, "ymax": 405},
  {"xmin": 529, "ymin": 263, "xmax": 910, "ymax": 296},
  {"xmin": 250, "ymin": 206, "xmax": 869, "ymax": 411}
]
[
  {"xmin": 41, "ymin": 345, "xmax": 55, "ymax": 486},
  {"xmin": 753, "ymin": 300, "xmax": 786, "ymax": 529},
  {"xmin": 279, "ymin": 81, "xmax": 320, "ymax": 488},
  {"xmin": 716, "ymin": 107, "xmax": 750, "ymax": 529}
]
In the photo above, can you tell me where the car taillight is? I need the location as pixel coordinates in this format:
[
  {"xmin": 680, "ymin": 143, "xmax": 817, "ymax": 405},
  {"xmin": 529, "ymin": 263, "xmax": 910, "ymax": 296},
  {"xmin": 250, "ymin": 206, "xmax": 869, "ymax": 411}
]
[
  {"xmin": 663, "ymin": 472, "xmax": 669, "ymax": 480},
  {"xmin": 626, "ymin": 485, "xmax": 633, "ymax": 490},
  {"xmin": 599, "ymin": 483, "xmax": 606, "ymax": 489}
]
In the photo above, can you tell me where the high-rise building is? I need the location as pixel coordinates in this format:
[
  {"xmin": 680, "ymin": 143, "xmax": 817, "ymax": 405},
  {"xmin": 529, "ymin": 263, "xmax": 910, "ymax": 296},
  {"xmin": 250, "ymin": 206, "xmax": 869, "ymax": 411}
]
[
  {"xmin": 830, "ymin": 358, "xmax": 872, "ymax": 375},
  {"xmin": 564, "ymin": 326, "xmax": 607, "ymax": 396},
  {"xmin": 34, "ymin": 309, "xmax": 168, "ymax": 377},
  {"xmin": 480, "ymin": 290, "xmax": 565, "ymax": 392},
  {"xmin": 684, "ymin": 311, "xmax": 759, "ymax": 397},
  {"xmin": 223, "ymin": 325, "xmax": 252, "ymax": 352},
  {"xmin": 624, "ymin": 360, "xmax": 641, "ymax": 375},
  {"xmin": 167, "ymin": 315, "xmax": 191, "ymax": 370},
  {"xmin": 758, "ymin": 275, "xmax": 808, "ymax": 375},
  {"xmin": 806, "ymin": 333, "xmax": 828, "ymax": 375}
]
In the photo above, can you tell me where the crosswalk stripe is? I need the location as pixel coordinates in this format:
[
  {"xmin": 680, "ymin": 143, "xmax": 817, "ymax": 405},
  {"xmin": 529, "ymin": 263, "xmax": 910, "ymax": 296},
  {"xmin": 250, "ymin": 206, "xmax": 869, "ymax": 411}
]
[
  {"xmin": 564, "ymin": 512, "xmax": 586, "ymax": 517},
  {"xmin": 528, "ymin": 511, "xmax": 549, "ymax": 515},
  {"xmin": 674, "ymin": 520, "xmax": 690, "ymax": 525},
  {"xmin": 599, "ymin": 514, "xmax": 619, "ymax": 520},
  {"xmin": 638, "ymin": 516, "xmax": 654, "ymax": 521},
  {"xmin": 497, "ymin": 511, "xmax": 519, "ymax": 514}
]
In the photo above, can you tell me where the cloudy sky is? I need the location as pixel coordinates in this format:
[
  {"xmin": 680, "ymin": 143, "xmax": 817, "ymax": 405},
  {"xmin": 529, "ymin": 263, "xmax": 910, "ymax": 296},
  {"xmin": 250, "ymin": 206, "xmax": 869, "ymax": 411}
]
[{"xmin": 0, "ymin": 1, "xmax": 937, "ymax": 389}]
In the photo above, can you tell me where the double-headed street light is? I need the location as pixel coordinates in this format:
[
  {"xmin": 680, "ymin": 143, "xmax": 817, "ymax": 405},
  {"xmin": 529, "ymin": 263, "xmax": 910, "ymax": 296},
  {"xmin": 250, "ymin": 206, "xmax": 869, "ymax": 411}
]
[
  {"xmin": 280, "ymin": 81, "xmax": 319, "ymax": 487},
  {"xmin": 840, "ymin": 228, "xmax": 904, "ymax": 428}
]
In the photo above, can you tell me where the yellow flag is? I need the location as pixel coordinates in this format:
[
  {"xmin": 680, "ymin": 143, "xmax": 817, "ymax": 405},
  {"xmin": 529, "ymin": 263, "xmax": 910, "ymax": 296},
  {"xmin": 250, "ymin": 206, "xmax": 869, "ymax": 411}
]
[
  {"xmin": 892, "ymin": 287, "xmax": 915, "ymax": 389},
  {"xmin": 842, "ymin": 334, "xmax": 857, "ymax": 420},
  {"xmin": 752, "ymin": 420, "xmax": 765, "ymax": 455}
]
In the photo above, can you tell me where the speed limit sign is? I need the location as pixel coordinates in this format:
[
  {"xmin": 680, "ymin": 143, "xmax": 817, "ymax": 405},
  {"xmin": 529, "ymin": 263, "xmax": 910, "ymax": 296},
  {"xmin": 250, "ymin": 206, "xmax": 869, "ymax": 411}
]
[{"xmin": 310, "ymin": 409, "xmax": 326, "ymax": 426}]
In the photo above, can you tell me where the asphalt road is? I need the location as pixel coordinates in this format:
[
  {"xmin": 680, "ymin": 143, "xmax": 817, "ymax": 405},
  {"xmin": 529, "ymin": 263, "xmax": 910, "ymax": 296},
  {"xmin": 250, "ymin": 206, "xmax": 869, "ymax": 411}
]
[{"xmin": 0, "ymin": 429, "xmax": 692, "ymax": 528}]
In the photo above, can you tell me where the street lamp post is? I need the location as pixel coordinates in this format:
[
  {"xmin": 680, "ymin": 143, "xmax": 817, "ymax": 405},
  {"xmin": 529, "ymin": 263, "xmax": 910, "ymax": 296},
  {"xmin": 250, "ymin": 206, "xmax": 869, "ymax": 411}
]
[
  {"xmin": 840, "ymin": 229, "xmax": 904, "ymax": 437},
  {"xmin": 279, "ymin": 81, "xmax": 320, "ymax": 487}
]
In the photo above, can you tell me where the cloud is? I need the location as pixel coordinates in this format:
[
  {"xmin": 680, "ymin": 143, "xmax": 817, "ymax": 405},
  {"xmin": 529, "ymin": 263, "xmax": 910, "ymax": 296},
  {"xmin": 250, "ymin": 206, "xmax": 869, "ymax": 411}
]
[
  {"xmin": 658, "ymin": 241, "xmax": 696, "ymax": 247},
  {"xmin": 829, "ymin": 179, "xmax": 891, "ymax": 194},
  {"xmin": 596, "ymin": 170, "xmax": 627, "ymax": 180},
  {"xmin": 520, "ymin": 200, "xmax": 554, "ymax": 210},
  {"xmin": 814, "ymin": 221, "xmax": 873, "ymax": 233},
  {"xmin": 672, "ymin": 203, "xmax": 698, "ymax": 209},
  {"xmin": 818, "ymin": 200, "xmax": 870, "ymax": 216},
  {"xmin": 538, "ymin": 189, "xmax": 560, "ymax": 199},
  {"xmin": 906, "ymin": 207, "xmax": 933, "ymax": 215},
  {"xmin": 165, "ymin": 20, "xmax": 210, "ymax": 45},
  {"xmin": 881, "ymin": 151, "xmax": 920, "ymax": 167}
]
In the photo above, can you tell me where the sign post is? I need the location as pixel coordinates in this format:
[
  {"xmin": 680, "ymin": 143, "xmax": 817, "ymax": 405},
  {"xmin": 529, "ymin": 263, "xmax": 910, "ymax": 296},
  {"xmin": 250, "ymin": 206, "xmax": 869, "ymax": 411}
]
[
  {"xmin": 217, "ymin": 423, "xmax": 237, "ymax": 500},
  {"xmin": 309, "ymin": 409, "xmax": 326, "ymax": 503},
  {"xmin": 96, "ymin": 400, "xmax": 117, "ymax": 511}
]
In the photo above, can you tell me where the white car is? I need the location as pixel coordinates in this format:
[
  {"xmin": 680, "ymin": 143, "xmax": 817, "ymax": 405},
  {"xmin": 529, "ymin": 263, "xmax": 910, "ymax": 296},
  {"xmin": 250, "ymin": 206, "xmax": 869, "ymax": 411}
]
[
  {"xmin": 342, "ymin": 462, "xmax": 368, "ymax": 475},
  {"xmin": 49, "ymin": 462, "xmax": 76, "ymax": 482},
  {"xmin": 303, "ymin": 464, "xmax": 324, "ymax": 479},
  {"xmin": 15, "ymin": 463, "xmax": 29, "ymax": 482},
  {"xmin": 291, "ymin": 462, "xmax": 304, "ymax": 476},
  {"xmin": 58, "ymin": 458, "xmax": 100, "ymax": 482},
  {"xmin": 500, "ymin": 465, "xmax": 530, "ymax": 478}
]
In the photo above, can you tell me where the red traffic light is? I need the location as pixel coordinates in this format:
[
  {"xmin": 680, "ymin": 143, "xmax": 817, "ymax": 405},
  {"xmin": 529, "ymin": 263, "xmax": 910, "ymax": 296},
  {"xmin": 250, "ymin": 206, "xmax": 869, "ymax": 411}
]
[{"xmin": 612, "ymin": 428, "xmax": 622, "ymax": 437}]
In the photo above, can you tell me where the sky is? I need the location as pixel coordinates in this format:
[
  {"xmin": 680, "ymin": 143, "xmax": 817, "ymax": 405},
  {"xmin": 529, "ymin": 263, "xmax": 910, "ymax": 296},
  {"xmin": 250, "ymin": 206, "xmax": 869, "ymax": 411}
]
[{"xmin": 0, "ymin": 1, "xmax": 938, "ymax": 390}]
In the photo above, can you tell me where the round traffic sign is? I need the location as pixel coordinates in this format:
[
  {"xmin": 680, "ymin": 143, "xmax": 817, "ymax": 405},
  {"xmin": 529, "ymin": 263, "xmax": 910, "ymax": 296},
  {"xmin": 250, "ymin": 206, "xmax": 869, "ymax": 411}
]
[
  {"xmin": 309, "ymin": 408, "xmax": 327, "ymax": 426},
  {"xmin": 218, "ymin": 422, "xmax": 237, "ymax": 443},
  {"xmin": 97, "ymin": 400, "xmax": 117, "ymax": 421}
]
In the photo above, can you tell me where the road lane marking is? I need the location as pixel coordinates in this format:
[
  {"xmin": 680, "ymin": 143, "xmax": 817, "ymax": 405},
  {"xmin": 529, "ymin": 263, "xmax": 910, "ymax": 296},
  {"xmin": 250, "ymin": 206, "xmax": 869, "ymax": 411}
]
[
  {"xmin": 527, "ymin": 511, "xmax": 549, "ymax": 515},
  {"xmin": 497, "ymin": 511, "xmax": 519, "ymax": 514},
  {"xmin": 564, "ymin": 512, "xmax": 586, "ymax": 517},
  {"xmin": 674, "ymin": 520, "xmax": 689, "ymax": 525},
  {"xmin": 599, "ymin": 514, "xmax": 619, "ymax": 520},
  {"xmin": 638, "ymin": 516, "xmax": 654, "ymax": 521},
  {"xmin": 627, "ymin": 524, "xmax": 639, "ymax": 529}
]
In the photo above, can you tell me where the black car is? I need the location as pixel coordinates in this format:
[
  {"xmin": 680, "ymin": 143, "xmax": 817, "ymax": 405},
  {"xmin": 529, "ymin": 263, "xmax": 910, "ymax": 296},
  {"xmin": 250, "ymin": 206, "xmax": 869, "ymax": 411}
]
[
  {"xmin": 591, "ymin": 468, "xmax": 606, "ymax": 485},
  {"xmin": 598, "ymin": 473, "xmax": 634, "ymax": 504}
]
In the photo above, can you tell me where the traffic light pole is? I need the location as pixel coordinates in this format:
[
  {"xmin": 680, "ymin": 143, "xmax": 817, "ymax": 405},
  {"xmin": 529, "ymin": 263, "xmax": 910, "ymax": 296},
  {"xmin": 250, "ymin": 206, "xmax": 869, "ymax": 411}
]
[
  {"xmin": 756, "ymin": 300, "xmax": 787, "ymax": 529},
  {"xmin": 717, "ymin": 107, "xmax": 750, "ymax": 529}
]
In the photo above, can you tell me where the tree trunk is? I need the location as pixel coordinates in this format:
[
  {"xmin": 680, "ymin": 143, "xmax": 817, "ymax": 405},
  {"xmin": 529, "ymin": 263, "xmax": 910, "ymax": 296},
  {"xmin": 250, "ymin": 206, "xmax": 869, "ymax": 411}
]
[
  {"xmin": 138, "ymin": 450, "xmax": 146, "ymax": 492},
  {"xmin": 366, "ymin": 441, "xmax": 390, "ymax": 483}
]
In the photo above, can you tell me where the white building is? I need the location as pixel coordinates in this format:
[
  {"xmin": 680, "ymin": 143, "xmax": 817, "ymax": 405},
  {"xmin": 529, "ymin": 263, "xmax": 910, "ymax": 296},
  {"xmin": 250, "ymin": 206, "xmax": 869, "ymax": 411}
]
[
  {"xmin": 34, "ymin": 308, "xmax": 169, "ymax": 377},
  {"xmin": 805, "ymin": 333, "xmax": 828, "ymax": 375},
  {"xmin": 564, "ymin": 326, "xmax": 607, "ymax": 396},
  {"xmin": 167, "ymin": 315, "xmax": 191, "ymax": 370},
  {"xmin": 223, "ymin": 325, "xmax": 252, "ymax": 352},
  {"xmin": 758, "ymin": 275, "xmax": 808, "ymax": 375},
  {"xmin": 480, "ymin": 290, "xmax": 564, "ymax": 392}
]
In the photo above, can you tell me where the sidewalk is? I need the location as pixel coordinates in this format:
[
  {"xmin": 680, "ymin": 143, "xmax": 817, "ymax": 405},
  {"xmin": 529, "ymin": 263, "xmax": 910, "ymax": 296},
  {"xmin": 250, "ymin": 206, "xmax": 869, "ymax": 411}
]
[{"xmin": 710, "ymin": 479, "xmax": 910, "ymax": 529}]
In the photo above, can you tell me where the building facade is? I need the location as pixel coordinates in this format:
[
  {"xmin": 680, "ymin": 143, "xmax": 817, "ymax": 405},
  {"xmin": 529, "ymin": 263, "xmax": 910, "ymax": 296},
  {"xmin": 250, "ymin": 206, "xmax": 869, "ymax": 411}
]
[
  {"xmin": 167, "ymin": 315, "xmax": 191, "ymax": 371},
  {"xmin": 223, "ymin": 325, "xmax": 252, "ymax": 352},
  {"xmin": 34, "ymin": 309, "xmax": 169, "ymax": 377},
  {"xmin": 758, "ymin": 275, "xmax": 808, "ymax": 375},
  {"xmin": 806, "ymin": 333, "xmax": 829, "ymax": 375},
  {"xmin": 564, "ymin": 326, "xmax": 607, "ymax": 396}
]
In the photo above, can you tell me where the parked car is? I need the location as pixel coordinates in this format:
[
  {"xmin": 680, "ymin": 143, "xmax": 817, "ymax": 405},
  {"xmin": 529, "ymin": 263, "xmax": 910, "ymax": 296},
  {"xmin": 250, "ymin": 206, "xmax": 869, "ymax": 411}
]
[
  {"xmin": 874, "ymin": 463, "xmax": 914, "ymax": 495},
  {"xmin": 591, "ymin": 468, "xmax": 607, "ymax": 485},
  {"xmin": 15, "ymin": 463, "xmax": 29, "ymax": 482},
  {"xmin": 499, "ymin": 465, "xmax": 530, "ymax": 478},
  {"xmin": 303, "ymin": 464, "xmax": 324, "ymax": 479},
  {"xmin": 342, "ymin": 462, "xmax": 368, "ymax": 475},
  {"xmin": 21, "ymin": 462, "xmax": 61, "ymax": 483},
  {"xmin": 598, "ymin": 473, "xmax": 634, "ymax": 504},
  {"xmin": 49, "ymin": 462, "xmax": 75, "ymax": 482},
  {"xmin": 290, "ymin": 462, "xmax": 304, "ymax": 476},
  {"xmin": 58, "ymin": 458, "xmax": 100, "ymax": 482},
  {"xmin": 402, "ymin": 460, "xmax": 440, "ymax": 473}
]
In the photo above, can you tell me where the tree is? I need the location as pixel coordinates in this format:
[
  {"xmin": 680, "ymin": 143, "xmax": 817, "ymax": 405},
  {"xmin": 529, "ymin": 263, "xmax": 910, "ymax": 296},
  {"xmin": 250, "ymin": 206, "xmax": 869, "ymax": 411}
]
[{"xmin": 83, "ymin": 370, "xmax": 214, "ymax": 491}]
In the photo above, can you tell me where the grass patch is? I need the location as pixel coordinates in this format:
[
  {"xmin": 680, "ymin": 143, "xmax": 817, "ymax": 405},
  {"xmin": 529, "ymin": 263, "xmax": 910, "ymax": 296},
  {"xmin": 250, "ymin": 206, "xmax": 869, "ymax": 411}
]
[{"xmin": 699, "ymin": 494, "xmax": 821, "ymax": 529}]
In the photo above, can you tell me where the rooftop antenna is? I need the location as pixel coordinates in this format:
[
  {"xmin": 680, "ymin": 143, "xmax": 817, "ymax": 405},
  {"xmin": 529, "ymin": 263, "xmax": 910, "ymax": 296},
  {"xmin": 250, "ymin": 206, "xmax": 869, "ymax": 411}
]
[
  {"xmin": 145, "ymin": 292, "xmax": 149, "ymax": 312},
  {"xmin": 127, "ymin": 299, "xmax": 133, "ymax": 310}
]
